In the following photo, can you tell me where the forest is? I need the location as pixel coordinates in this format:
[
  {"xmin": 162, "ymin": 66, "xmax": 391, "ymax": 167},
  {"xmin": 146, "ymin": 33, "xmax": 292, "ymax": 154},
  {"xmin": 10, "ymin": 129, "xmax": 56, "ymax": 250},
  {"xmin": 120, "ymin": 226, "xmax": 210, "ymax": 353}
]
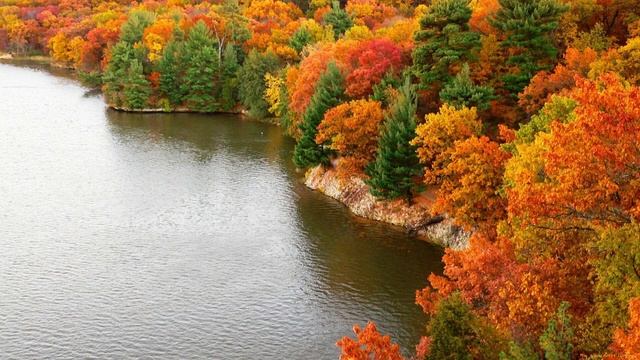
[{"xmin": 1, "ymin": 0, "xmax": 639, "ymax": 358}]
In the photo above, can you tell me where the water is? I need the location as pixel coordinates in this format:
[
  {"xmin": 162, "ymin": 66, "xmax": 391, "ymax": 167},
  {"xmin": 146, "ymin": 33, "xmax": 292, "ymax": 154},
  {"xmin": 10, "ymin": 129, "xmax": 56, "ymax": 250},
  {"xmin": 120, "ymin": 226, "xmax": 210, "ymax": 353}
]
[{"xmin": 0, "ymin": 63, "xmax": 443, "ymax": 359}]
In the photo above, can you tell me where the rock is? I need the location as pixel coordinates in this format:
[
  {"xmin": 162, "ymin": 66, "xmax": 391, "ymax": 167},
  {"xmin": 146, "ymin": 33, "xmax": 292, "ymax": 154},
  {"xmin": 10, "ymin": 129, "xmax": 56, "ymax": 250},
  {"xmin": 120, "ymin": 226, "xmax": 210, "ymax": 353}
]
[{"xmin": 304, "ymin": 165, "xmax": 470, "ymax": 249}]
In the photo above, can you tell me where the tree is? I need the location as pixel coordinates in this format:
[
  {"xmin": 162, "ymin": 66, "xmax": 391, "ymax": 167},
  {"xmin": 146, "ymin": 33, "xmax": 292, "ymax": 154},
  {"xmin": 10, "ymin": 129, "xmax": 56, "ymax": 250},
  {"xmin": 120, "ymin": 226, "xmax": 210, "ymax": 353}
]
[
  {"xmin": 323, "ymin": 1, "xmax": 353, "ymax": 37},
  {"xmin": 102, "ymin": 41, "xmax": 138, "ymax": 107},
  {"xmin": 220, "ymin": 44, "xmax": 240, "ymax": 111},
  {"xmin": 588, "ymin": 224, "xmax": 640, "ymax": 350},
  {"xmin": 142, "ymin": 18, "xmax": 174, "ymax": 62},
  {"xmin": 412, "ymin": 0, "xmax": 481, "ymax": 91},
  {"xmin": 123, "ymin": 58, "xmax": 151, "ymax": 109},
  {"xmin": 290, "ymin": 26, "xmax": 313, "ymax": 54},
  {"xmin": 504, "ymin": 74, "xmax": 640, "ymax": 230},
  {"xmin": 289, "ymin": 44, "xmax": 334, "ymax": 116},
  {"xmin": 210, "ymin": 0, "xmax": 250, "ymax": 63},
  {"xmin": 439, "ymin": 63, "xmax": 495, "ymax": 111},
  {"xmin": 539, "ymin": 302, "xmax": 574, "ymax": 360},
  {"xmin": 336, "ymin": 322, "xmax": 404, "ymax": 360},
  {"xmin": 490, "ymin": 0, "xmax": 567, "ymax": 96},
  {"xmin": 343, "ymin": 38, "xmax": 406, "ymax": 98},
  {"xmin": 180, "ymin": 21, "xmax": 220, "ymax": 112},
  {"xmin": 238, "ymin": 49, "xmax": 281, "ymax": 118},
  {"xmin": 243, "ymin": 0, "xmax": 303, "ymax": 59},
  {"xmin": 316, "ymin": 99, "xmax": 384, "ymax": 177},
  {"xmin": 120, "ymin": 10, "xmax": 155, "ymax": 45},
  {"xmin": 423, "ymin": 292, "xmax": 503, "ymax": 360},
  {"xmin": 606, "ymin": 297, "xmax": 640, "ymax": 358},
  {"xmin": 412, "ymin": 104, "xmax": 482, "ymax": 185},
  {"xmin": 432, "ymin": 136, "xmax": 510, "ymax": 234},
  {"xmin": 506, "ymin": 95, "xmax": 577, "ymax": 150},
  {"xmin": 158, "ymin": 39, "xmax": 183, "ymax": 107},
  {"xmin": 518, "ymin": 47, "xmax": 597, "ymax": 115},
  {"xmin": 292, "ymin": 62, "xmax": 345, "ymax": 168},
  {"xmin": 365, "ymin": 79, "xmax": 423, "ymax": 202}
]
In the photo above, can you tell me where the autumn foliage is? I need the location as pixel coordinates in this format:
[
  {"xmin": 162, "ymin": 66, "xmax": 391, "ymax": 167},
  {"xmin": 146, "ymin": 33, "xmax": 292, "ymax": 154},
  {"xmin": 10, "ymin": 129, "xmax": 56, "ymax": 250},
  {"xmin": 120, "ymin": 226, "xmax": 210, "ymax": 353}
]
[
  {"xmin": 336, "ymin": 322, "xmax": 404, "ymax": 360},
  {"xmin": 2, "ymin": 0, "xmax": 640, "ymax": 357}
]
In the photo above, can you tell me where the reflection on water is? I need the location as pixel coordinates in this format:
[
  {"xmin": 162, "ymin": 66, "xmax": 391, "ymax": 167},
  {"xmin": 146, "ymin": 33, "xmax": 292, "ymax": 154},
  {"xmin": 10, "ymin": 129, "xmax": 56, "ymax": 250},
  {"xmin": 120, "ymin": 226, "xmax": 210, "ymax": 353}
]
[{"xmin": 0, "ymin": 63, "xmax": 443, "ymax": 358}]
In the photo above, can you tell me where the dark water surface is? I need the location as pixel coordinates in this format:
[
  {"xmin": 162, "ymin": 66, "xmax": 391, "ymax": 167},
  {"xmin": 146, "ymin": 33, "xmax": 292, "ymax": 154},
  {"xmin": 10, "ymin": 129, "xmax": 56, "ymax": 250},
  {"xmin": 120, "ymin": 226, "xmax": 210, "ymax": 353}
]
[{"xmin": 0, "ymin": 63, "xmax": 443, "ymax": 359}]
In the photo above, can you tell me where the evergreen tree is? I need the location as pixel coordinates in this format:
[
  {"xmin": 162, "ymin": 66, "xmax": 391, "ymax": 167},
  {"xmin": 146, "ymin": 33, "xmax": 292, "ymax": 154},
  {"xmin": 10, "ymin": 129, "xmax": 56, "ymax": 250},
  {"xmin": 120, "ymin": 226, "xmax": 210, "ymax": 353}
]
[
  {"xmin": 490, "ymin": 0, "xmax": 567, "ymax": 96},
  {"xmin": 439, "ymin": 63, "xmax": 495, "ymax": 111},
  {"xmin": 180, "ymin": 21, "xmax": 220, "ymax": 112},
  {"xmin": 102, "ymin": 41, "xmax": 136, "ymax": 107},
  {"xmin": 290, "ymin": 27, "xmax": 313, "ymax": 54},
  {"xmin": 365, "ymin": 78, "xmax": 422, "ymax": 203},
  {"xmin": 293, "ymin": 62, "xmax": 345, "ymax": 168},
  {"xmin": 102, "ymin": 11, "xmax": 154, "ymax": 107},
  {"xmin": 323, "ymin": 1, "xmax": 353, "ymax": 38},
  {"xmin": 123, "ymin": 58, "xmax": 151, "ymax": 109},
  {"xmin": 220, "ymin": 44, "xmax": 240, "ymax": 111},
  {"xmin": 238, "ymin": 49, "xmax": 281, "ymax": 118},
  {"xmin": 371, "ymin": 72, "xmax": 401, "ymax": 107},
  {"xmin": 119, "ymin": 10, "xmax": 155, "ymax": 44},
  {"xmin": 412, "ymin": 0, "xmax": 480, "ymax": 90},
  {"xmin": 277, "ymin": 77, "xmax": 293, "ymax": 132},
  {"xmin": 158, "ymin": 40, "xmax": 184, "ymax": 106}
]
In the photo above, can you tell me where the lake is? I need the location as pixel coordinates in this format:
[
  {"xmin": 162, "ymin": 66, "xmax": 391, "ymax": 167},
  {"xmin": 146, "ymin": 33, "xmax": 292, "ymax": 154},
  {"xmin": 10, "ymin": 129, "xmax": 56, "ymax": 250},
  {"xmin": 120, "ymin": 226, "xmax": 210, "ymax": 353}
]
[{"xmin": 0, "ymin": 63, "xmax": 443, "ymax": 358}]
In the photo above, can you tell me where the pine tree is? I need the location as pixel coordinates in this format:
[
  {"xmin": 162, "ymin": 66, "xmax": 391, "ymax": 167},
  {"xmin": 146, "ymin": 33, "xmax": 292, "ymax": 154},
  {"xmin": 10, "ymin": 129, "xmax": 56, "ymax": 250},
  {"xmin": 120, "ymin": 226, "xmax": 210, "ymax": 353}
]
[
  {"xmin": 102, "ymin": 42, "xmax": 136, "ymax": 107},
  {"xmin": 290, "ymin": 27, "xmax": 313, "ymax": 54},
  {"xmin": 292, "ymin": 62, "xmax": 345, "ymax": 168},
  {"xmin": 119, "ymin": 10, "xmax": 155, "ymax": 44},
  {"xmin": 180, "ymin": 21, "xmax": 220, "ymax": 112},
  {"xmin": 439, "ymin": 63, "xmax": 495, "ymax": 111},
  {"xmin": 158, "ymin": 40, "xmax": 183, "ymax": 106},
  {"xmin": 102, "ymin": 11, "xmax": 155, "ymax": 108},
  {"xmin": 490, "ymin": 0, "xmax": 568, "ymax": 96},
  {"xmin": 365, "ymin": 78, "xmax": 422, "ymax": 203},
  {"xmin": 123, "ymin": 58, "xmax": 151, "ymax": 109},
  {"xmin": 323, "ymin": 1, "xmax": 353, "ymax": 38},
  {"xmin": 220, "ymin": 44, "xmax": 240, "ymax": 111},
  {"xmin": 412, "ymin": 0, "xmax": 480, "ymax": 91}
]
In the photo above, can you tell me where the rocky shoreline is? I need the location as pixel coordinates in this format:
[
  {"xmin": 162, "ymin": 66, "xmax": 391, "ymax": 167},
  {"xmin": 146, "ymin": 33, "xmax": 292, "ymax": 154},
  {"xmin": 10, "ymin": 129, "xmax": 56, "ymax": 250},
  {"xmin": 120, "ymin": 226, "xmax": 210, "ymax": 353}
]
[{"xmin": 304, "ymin": 165, "xmax": 470, "ymax": 249}]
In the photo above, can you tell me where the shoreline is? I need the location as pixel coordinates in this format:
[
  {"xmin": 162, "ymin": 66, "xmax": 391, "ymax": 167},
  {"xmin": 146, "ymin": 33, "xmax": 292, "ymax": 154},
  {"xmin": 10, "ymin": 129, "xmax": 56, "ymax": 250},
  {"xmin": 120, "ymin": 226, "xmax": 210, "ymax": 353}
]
[
  {"xmin": 305, "ymin": 165, "xmax": 469, "ymax": 249},
  {"xmin": 3, "ymin": 57, "xmax": 467, "ymax": 248}
]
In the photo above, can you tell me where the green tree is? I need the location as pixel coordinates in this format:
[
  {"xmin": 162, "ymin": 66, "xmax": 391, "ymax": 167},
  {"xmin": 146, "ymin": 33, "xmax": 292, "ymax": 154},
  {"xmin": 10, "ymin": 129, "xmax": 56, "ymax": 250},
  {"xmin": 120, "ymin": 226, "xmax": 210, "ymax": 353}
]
[
  {"xmin": 120, "ymin": 10, "xmax": 155, "ymax": 44},
  {"xmin": 365, "ymin": 79, "xmax": 422, "ymax": 203},
  {"xmin": 439, "ymin": 63, "xmax": 495, "ymax": 111},
  {"xmin": 490, "ymin": 0, "xmax": 567, "ymax": 96},
  {"xmin": 501, "ymin": 95, "xmax": 576, "ymax": 154},
  {"xmin": 123, "ymin": 58, "xmax": 151, "ymax": 109},
  {"xmin": 323, "ymin": 1, "xmax": 352, "ymax": 38},
  {"xmin": 220, "ymin": 44, "xmax": 241, "ymax": 111},
  {"xmin": 238, "ymin": 49, "xmax": 281, "ymax": 118},
  {"xmin": 158, "ymin": 40, "xmax": 184, "ymax": 106},
  {"xmin": 425, "ymin": 293, "xmax": 505, "ymax": 360},
  {"xmin": 102, "ymin": 42, "xmax": 136, "ymax": 107},
  {"xmin": 412, "ymin": 0, "xmax": 480, "ymax": 91},
  {"xmin": 499, "ymin": 342, "xmax": 539, "ymax": 360},
  {"xmin": 290, "ymin": 27, "xmax": 313, "ymax": 54},
  {"xmin": 539, "ymin": 302, "xmax": 574, "ymax": 360},
  {"xmin": 180, "ymin": 21, "xmax": 220, "ymax": 112},
  {"xmin": 371, "ymin": 72, "xmax": 401, "ymax": 107},
  {"xmin": 292, "ymin": 62, "xmax": 345, "ymax": 168}
]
